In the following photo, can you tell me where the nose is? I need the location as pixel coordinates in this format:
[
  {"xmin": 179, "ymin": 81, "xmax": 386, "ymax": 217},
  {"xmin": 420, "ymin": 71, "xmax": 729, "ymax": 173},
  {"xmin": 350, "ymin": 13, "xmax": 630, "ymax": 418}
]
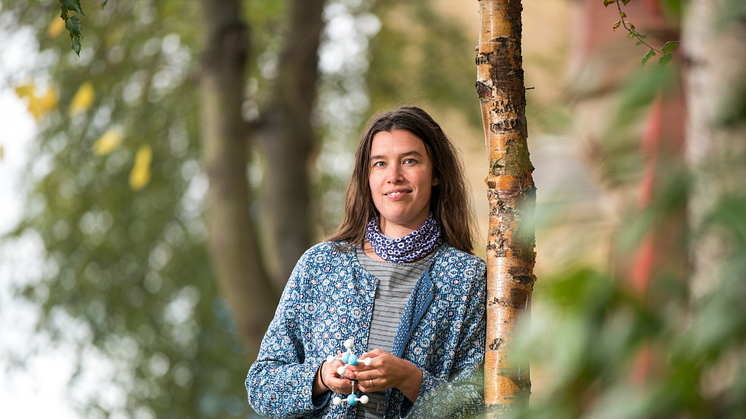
[{"xmin": 386, "ymin": 164, "xmax": 403, "ymax": 184}]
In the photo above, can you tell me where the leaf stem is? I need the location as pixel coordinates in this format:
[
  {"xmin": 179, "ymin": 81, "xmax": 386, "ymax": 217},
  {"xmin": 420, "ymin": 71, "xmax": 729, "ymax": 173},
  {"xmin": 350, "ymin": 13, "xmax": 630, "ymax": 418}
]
[{"xmin": 614, "ymin": 0, "xmax": 663, "ymax": 55}]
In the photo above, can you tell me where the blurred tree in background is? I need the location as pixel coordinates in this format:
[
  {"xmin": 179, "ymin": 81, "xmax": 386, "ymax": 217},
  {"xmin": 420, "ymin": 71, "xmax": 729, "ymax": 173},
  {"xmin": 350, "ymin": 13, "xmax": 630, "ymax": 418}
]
[{"xmin": 0, "ymin": 0, "xmax": 478, "ymax": 418}]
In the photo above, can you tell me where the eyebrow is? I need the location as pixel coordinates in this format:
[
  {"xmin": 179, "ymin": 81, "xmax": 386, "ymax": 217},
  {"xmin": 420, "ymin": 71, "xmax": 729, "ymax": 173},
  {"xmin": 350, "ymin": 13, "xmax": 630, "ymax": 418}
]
[{"xmin": 369, "ymin": 150, "xmax": 423, "ymax": 161}]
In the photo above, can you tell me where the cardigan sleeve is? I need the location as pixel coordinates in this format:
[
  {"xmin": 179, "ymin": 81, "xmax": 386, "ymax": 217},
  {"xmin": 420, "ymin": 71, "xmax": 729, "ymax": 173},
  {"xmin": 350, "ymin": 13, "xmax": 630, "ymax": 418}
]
[
  {"xmin": 400, "ymin": 260, "xmax": 487, "ymax": 418},
  {"xmin": 245, "ymin": 248, "xmax": 331, "ymax": 419}
]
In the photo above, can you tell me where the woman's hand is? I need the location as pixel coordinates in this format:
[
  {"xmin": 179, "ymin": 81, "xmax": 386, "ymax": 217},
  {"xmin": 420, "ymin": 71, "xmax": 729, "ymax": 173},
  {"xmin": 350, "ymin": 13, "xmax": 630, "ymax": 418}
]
[
  {"xmin": 343, "ymin": 349, "xmax": 423, "ymax": 403},
  {"xmin": 312, "ymin": 358, "xmax": 357, "ymax": 398}
]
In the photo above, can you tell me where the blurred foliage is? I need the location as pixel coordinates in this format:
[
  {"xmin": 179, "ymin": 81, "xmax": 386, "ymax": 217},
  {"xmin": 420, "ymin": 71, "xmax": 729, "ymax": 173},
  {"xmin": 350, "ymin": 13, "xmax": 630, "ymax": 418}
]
[
  {"xmin": 365, "ymin": 0, "xmax": 482, "ymax": 128},
  {"xmin": 510, "ymin": 193, "xmax": 746, "ymax": 419},
  {"xmin": 1, "ymin": 0, "xmax": 277, "ymax": 418},
  {"xmin": 507, "ymin": 1, "xmax": 746, "ymax": 416},
  {"xmin": 597, "ymin": 64, "xmax": 679, "ymax": 189}
]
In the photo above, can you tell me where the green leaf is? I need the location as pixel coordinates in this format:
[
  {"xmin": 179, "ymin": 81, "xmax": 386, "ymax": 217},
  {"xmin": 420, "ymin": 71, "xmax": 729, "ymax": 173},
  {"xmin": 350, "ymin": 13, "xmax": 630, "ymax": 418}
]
[
  {"xmin": 547, "ymin": 268, "xmax": 609, "ymax": 308},
  {"xmin": 661, "ymin": 41, "xmax": 680, "ymax": 54},
  {"xmin": 102, "ymin": 0, "xmax": 108, "ymax": 9},
  {"xmin": 622, "ymin": 0, "xmax": 633, "ymax": 4},
  {"xmin": 627, "ymin": 32, "xmax": 635, "ymax": 38},
  {"xmin": 635, "ymin": 41, "xmax": 643, "ymax": 46},
  {"xmin": 613, "ymin": 21, "xmax": 621, "ymax": 30},
  {"xmin": 658, "ymin": 54, "xmax": 673, "ymax": 67},
  {"xmin": 642, "ymin": 49, "xmax": 656, "ymax": 65},
  {"xmin": 604, "ymin": 0, "xmax": 616, "ymax": 7},
  {"xmin": 620, "ymin": 11, "xmax": 627, "ymax": 18},
  {"xmin": 61, "ymin": 0, "xmax": 85, "ymax": 16},
  {"xmin": 65, "ymin": 15, "xmax": 82, "ymax": 35},
  {"xmin": 70, "ymin": 33, "xmax": 81, "ymax": 56},
  {"xmin": 640, "ymin": 34, "xmax": 648, "ymax": 39}
]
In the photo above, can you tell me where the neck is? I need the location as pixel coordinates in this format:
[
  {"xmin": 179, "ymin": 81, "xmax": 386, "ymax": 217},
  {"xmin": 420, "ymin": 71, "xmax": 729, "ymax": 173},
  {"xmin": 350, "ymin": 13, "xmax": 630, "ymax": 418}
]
[
  {"xmin": 377, "ymin": 214, "xmax": 430, "ymax": 239},
  {"xmin": 378, "ymin": 223, "xmax": 415, "ymax": 239}
]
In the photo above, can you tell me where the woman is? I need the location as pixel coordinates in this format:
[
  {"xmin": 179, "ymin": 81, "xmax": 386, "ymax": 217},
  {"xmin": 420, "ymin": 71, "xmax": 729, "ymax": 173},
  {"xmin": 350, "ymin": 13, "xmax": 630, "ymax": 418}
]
[{"xmin": 246, "ymin": 106, "xmax": 486, "ymax": 418}]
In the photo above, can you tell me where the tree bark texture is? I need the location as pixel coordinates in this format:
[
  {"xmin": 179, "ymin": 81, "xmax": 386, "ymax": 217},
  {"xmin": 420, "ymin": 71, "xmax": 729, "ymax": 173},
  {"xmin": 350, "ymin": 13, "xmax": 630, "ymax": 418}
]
[
  {"xmin": 260, "ymin": 0, "xmax": 325, "ymax": 288},
  {"xmin": 683, "ymin": 0, "xmax": 746, "ymax": 301},
  {"xmin": 198, "ymin": 0, "xmax": 279, "ymax": 358},
  {"xmin": 476, "ymin": 0, "xmax": 536, "ymax": 415}
]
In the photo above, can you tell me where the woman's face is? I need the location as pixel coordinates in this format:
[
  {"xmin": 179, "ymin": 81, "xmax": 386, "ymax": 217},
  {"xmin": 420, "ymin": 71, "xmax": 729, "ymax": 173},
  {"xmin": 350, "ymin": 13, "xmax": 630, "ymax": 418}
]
[{"xmin": 368, "ymin": 129, "xmax": 438, "ymax": 239}]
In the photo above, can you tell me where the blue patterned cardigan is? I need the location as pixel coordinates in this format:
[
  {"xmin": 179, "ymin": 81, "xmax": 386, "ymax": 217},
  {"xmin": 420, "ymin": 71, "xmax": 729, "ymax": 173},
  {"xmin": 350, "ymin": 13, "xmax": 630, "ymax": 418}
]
[{"xmin": 246, "ymin": 241, "xmax": 486, "ymax": 419}]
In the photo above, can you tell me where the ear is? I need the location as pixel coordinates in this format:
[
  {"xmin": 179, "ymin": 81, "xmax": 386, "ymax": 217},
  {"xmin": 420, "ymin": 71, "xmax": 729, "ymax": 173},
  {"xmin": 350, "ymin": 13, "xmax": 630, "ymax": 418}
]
[{"xmin": 432, "ymin": 175, "xmax": 439, "ymax": 186}]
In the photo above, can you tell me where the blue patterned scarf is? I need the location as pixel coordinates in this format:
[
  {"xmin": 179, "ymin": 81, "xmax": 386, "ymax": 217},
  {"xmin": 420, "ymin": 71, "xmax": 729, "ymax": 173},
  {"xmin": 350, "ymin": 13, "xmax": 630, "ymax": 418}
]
[{"xmin": 365, "ymin": 213, "xmax": 442, "ymax": 263}]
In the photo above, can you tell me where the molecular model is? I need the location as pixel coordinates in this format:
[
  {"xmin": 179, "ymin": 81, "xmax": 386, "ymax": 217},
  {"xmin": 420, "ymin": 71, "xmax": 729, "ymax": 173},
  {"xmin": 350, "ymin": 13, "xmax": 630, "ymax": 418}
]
[{"xmin": 327, "ymin": 338, "xmax": 372, "ymax": 406}]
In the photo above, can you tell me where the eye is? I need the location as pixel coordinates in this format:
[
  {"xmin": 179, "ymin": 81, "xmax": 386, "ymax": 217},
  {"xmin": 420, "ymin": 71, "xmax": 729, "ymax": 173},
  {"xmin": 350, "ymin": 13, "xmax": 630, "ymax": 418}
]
[
  {"xmin": 403, "ymin": 158, "xmax": 417, "ymax": 165},
  {"xmin": 371, "ymin": 161, "xmax": 385, "ymax": 168}
]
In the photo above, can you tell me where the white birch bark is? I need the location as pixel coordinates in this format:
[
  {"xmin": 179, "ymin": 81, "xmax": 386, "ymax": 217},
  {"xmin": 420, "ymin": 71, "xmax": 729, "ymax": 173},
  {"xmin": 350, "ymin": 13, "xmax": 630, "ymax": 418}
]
[{"xmin": 683, "ymin": 0, "xmax": 746, "ymax": 300}]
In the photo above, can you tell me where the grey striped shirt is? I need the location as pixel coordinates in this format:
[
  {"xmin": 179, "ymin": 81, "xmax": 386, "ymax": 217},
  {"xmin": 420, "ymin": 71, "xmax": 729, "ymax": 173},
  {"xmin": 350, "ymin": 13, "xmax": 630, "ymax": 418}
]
[{"xmin": 354, "ymin": 247, "xmax": 434, "ymax": 419}]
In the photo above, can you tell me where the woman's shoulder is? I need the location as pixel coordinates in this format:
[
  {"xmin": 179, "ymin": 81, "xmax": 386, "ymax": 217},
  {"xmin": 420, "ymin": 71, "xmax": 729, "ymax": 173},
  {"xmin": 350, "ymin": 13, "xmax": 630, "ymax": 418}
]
[
  {"xmin": 298, "ymin": 240, "xmax": 356, "ymax": 264},
  {"xmin": 430, "ymin": 245, "xmax": 486, "ymax": 292},
  {"xmin": 288, "ymin": 242, "xmax": 359, "ymax": 286},
  {"xmin": 435, "ymin": 243, "xmax": 486, "ymax": 268}
]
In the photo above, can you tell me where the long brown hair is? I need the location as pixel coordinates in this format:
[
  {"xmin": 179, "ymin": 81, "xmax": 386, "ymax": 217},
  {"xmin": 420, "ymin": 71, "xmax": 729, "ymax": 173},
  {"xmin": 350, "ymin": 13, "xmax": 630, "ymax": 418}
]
[{"xmin": 327, "ymin": 106, "xmax": 477, "ymax": 254}]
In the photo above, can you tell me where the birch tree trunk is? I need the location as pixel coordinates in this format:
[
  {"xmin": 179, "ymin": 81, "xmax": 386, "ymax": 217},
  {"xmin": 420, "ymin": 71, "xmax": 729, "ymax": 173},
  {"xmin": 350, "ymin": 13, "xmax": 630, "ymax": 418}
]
[
  {"xmin": 476, "ymin": 0, "xmax": 536, "ymax": 415},
  {"xmin": 199, "ymin": 0, "xmax": 279, "ymax": 357},
  {"xmin": 683, "ymin": 0, "xmax": 746, "ymax": 302}
]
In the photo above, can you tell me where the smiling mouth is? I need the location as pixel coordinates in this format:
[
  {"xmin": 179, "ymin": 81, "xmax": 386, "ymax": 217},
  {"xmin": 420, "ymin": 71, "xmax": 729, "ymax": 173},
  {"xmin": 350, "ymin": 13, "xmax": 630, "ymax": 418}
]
[{"xmin": 386, "ymin": 190, "xmax": 410, "ymax": 199}]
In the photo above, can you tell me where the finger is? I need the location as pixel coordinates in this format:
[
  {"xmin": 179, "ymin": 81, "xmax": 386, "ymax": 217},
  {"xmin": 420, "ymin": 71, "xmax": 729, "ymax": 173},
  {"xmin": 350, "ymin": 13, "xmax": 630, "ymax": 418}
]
[
  {"xmin": 361, "ymin": 349, "xmax": 384, "ymax": 359},
  {"xmin": 344, "ymin": 367, "xmax": 361, "ymax": 378},
  {"xmin": 345, "ymin": 364, "xmax": 372, "ymax": 377},
  {"xmin": 349, "ymin": 359, "xmax": 380, "ymax": 375},
  {"xmin": 358, "ymin": 377, "xmax": 379, "ymax": 393},
  {"xmin": 337, "ymin": 366, "xmax": 358, "ymax": 380},
  {"xmin": 323, "ymin": 362, "xmax": 347, "ymax": 386},
  {"xmin": 323, "ymin": 360, "xmax": 343, "ymax": 377},
  {"xmin": 328, "ymin": 377, "xmax": 354, "ymax": 394},
  {"xmin": 354, "ymin": 371, "xmax": 385, "ymax": 389}
]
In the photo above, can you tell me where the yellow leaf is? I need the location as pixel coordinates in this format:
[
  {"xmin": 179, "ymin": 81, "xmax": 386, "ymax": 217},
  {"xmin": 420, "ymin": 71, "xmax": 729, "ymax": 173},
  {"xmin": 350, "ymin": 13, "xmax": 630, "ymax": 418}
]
[
  {"xmin": 70, "ymin": 82, "xmax": 95, "ymax": 116},
  {"xmin": 93, "ymin": 127, "xmax": 124, "ymax": 156},
  {"xmin": 39, "ymin": 89, "xmax": 59, "ymax": 114},
  {"xmin": 0, "ymin": 145, "xmax": 4, "ymax": 161},
  {"xmin": 27, "ymin": 96, "xmax": 44, "ymax": 119},
  {"xmin": 47, "ymin": 17, "xmax": 66, "ymax": 38},
  {"xmin": 15, "ymin": 84, "xmax": 34, "ymax": 99},
  {"xmin": 129, "ymin": 145, "xmax": 152, "ymax": 191},
  {"xmin": 30, "ymin": 89, "xmax": 59, "ymax": 119},
  {"xmin": 15, "ymin": 85, "xmax": 58, "ymax": 120}
]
